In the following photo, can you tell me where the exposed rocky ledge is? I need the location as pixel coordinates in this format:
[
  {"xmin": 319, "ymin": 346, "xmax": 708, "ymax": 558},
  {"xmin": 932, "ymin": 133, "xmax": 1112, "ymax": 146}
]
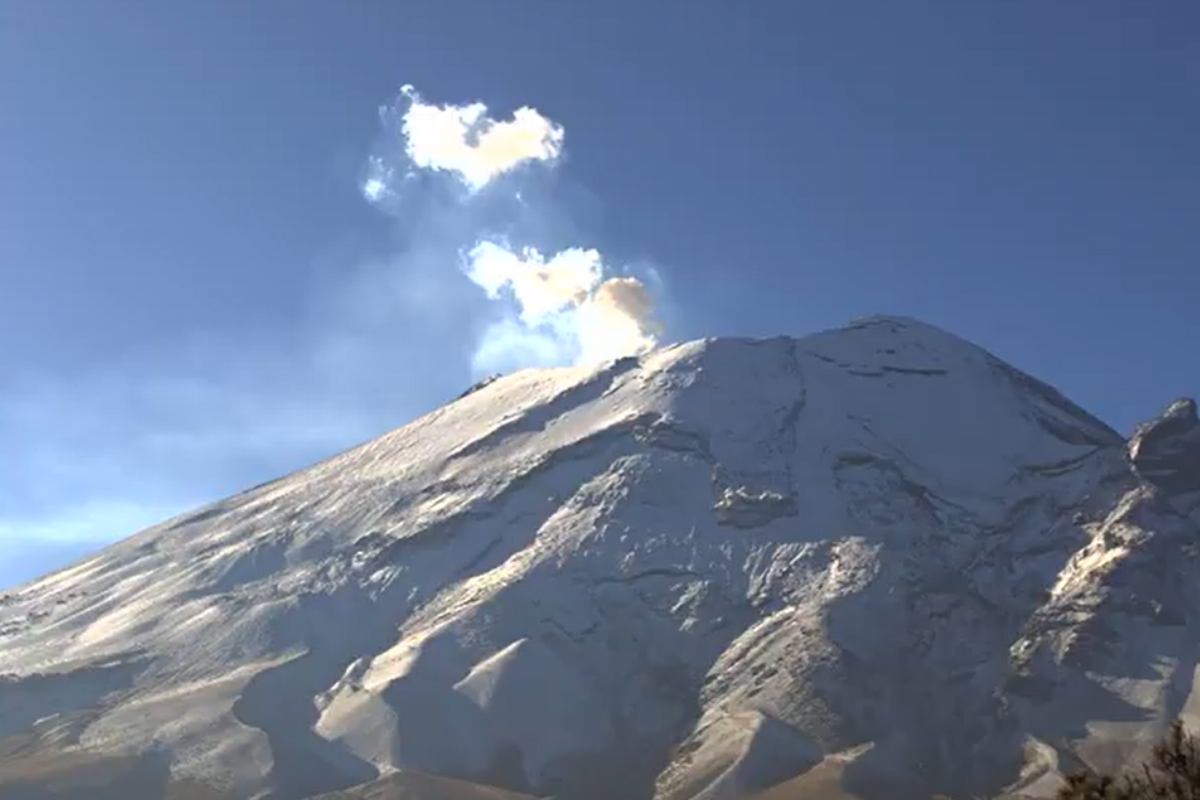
[{"xmin": 1128, "ymin": 398, "xmax": 1200, "ymax": 497}]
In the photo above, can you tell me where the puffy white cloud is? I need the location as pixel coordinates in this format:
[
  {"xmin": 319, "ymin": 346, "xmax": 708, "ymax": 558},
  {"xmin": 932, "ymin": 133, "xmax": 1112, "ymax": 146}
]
[{"xmin": 396, "ymin": 85, "xmax": 564, "ymax": 192}]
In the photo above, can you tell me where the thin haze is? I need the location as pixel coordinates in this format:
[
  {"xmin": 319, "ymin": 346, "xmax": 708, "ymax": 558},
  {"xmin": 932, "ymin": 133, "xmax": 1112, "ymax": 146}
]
[
  {"xmin": 1, "ymin": 2, "xmax": 1197, "ymax": 590},
  {"xmin": 2, "ymin": 30, "xmax": 671, "ymax": 590}
]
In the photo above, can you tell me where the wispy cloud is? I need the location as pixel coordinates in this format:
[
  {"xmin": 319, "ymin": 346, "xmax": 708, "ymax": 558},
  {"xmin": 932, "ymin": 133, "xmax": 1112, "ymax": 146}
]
[{"xmin": 0, "ymin": 83, "xmax": 671, "ymax": 587}]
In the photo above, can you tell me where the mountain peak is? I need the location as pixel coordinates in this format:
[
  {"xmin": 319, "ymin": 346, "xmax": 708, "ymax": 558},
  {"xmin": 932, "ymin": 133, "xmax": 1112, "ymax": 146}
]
[
  {"xmin": 0, "ymin": 319, "xmax": 1191, "ymax": 800},
  {"xmin": 1152, "ymin": 397, "xmax": 1198, "ymax": 427}
]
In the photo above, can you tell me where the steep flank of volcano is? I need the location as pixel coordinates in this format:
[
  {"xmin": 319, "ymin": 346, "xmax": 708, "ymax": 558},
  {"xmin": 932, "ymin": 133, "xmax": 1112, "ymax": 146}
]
[{"xmin": 1, "ymin": 317, "xmax": 1195, "ymax": 800}]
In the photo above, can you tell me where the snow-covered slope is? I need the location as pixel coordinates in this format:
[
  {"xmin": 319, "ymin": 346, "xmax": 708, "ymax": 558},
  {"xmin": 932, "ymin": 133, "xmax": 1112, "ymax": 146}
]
[{"xmin": 1, "ymin": 316, "xmax": 1197, "ymax": 800}]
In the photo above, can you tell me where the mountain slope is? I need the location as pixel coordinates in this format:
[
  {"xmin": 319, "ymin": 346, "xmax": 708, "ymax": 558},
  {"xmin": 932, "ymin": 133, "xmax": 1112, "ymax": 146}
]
[{"xmin": 1, "ymin": 316, "xmax": 1196, "ymax": 800}]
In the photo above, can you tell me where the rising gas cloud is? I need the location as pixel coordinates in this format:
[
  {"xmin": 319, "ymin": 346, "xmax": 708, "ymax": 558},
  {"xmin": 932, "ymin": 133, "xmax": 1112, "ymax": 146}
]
[{"xmin": 360, "ymin": 85, "xmax": 662, "ymax": 373}]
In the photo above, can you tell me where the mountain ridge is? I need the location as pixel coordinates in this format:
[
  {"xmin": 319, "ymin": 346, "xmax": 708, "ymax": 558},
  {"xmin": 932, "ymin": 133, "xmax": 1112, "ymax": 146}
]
[{"xmin": 1, "ymin": 315, "xmax": 1197, "ymax": 800}]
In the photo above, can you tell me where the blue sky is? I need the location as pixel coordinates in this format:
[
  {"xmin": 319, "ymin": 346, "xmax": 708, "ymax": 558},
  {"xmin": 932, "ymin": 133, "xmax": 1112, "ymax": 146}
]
[{"xmin": 2, "ymin": 2, "xmax": 1197, "ymax": 589}]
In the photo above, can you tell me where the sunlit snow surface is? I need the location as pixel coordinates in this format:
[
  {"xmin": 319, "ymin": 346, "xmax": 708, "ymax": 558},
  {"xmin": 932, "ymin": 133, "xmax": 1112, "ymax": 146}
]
[{"xmin": 2, "ymin": 316, "xmax": 1198, "ymax": 800}]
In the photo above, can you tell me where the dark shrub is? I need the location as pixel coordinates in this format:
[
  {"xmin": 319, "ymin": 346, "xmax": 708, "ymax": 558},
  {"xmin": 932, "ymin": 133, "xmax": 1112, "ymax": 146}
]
[{"xmin": 1057, "ymin": 721, "xmax": 1200, "ymax": 800}]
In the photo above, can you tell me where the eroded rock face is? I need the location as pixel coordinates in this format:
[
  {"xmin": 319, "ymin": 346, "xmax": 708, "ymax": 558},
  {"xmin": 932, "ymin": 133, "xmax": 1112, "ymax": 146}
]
[{"xmin": 1128, "ymin": 398, "xmax": 1200, "ymax": 497}]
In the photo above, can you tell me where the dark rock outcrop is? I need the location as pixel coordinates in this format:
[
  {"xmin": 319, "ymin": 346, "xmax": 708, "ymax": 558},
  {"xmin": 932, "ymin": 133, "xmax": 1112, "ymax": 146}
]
[{"xmin": 1128, "ymin": 398, "xmax": 1200, "ymax": 497}]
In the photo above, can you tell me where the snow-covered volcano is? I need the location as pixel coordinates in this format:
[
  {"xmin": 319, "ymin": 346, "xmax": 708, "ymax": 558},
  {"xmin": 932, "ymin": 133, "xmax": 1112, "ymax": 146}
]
[{"xmin": 2, "ymin": 316, "xmax": 1198, "ymax": 800}]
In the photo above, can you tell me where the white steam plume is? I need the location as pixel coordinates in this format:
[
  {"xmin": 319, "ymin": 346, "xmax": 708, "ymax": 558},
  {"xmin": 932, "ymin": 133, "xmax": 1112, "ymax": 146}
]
[
  {"xmin": 464, "ymin": 242, "xmax": 659, "ymax": 368},
  {"xmin": 362, "ymin": 85, "xmax": 664, "ymax": 371},
  {"xmin": 395, "ymin": 84, "xmax": 564, "ymax": 193}
]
